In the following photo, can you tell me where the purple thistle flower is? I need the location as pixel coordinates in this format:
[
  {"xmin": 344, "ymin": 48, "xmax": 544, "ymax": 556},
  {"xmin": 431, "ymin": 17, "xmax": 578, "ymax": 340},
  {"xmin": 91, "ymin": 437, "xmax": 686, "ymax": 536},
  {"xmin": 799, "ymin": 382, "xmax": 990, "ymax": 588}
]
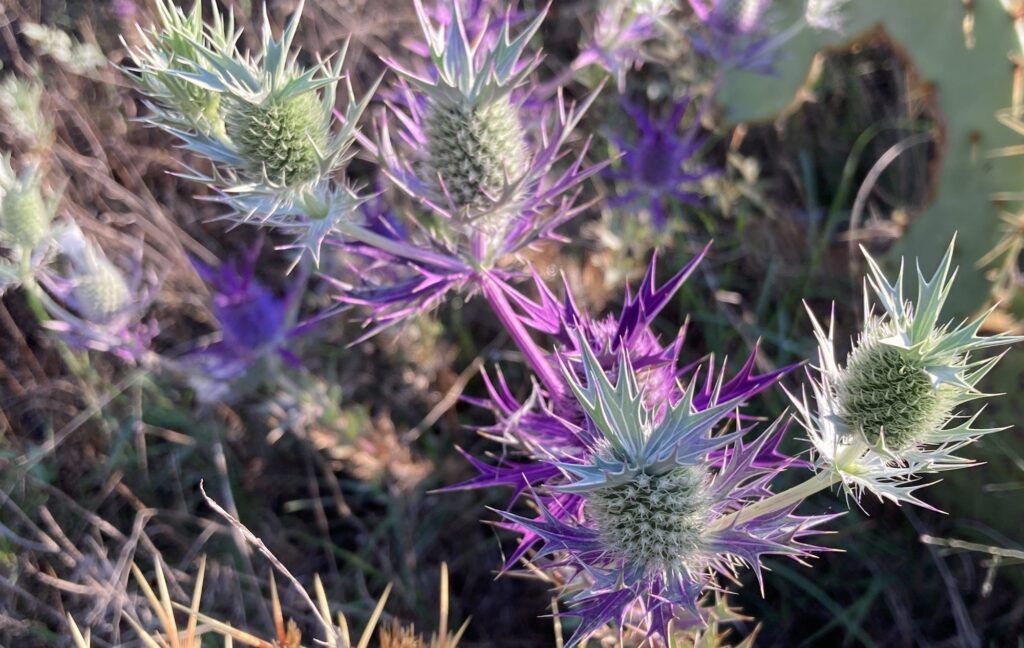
[
  {"xmin": 687, "ymin": 0, "xmax": 777, "ymax": 71},
  {"xmin": 180, "ymin": 242, "xmax": 313, "ymax": 401},
  {"xmin": 40, "ymin": 223, "xmax": 158, "ymax": 365},
  {"xmin": 607, "ymin": 99, "xmax": 714, "ymax": 229},
  {"xmin": 447, "ymin": 247, "xmax": 830, "ymax": 643},
  {"xmin": 549, "ymin": 0, "xmax": 668, "ymax": 94},
  {"xmin": 340, "ymin": 1, "xmax": 604, "ymax": 336}
]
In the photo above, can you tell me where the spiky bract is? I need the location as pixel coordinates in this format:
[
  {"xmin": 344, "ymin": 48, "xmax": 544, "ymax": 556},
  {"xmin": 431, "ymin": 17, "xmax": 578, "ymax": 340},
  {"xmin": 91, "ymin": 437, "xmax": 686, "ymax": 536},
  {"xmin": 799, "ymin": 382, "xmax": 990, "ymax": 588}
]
[
  {"xmin": 792, "ymin": 238, "xmax": 1021, "ymax": 507},
  {"xmin": 122, "ymin": 0, "xmax": 236, "ymax": 135}
]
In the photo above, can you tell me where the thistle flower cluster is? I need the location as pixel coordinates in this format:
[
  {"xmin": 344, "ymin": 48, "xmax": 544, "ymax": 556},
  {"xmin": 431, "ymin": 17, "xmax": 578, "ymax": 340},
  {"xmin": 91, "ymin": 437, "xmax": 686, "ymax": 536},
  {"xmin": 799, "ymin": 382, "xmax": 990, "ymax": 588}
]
[
  {"xmin": 452, "ymin": 249, "xmax": 832, "ymax": 644},
  {"xmin": 572, "ymin": 0, "xmax": 672, "ymax": 91},
  {"xmin": 792, "ymin": 239, "xmax": 1021, "ymax": 507},
  {"xmin": 124, "ymin": 0, "xmax": 376, "ymax": 258}
]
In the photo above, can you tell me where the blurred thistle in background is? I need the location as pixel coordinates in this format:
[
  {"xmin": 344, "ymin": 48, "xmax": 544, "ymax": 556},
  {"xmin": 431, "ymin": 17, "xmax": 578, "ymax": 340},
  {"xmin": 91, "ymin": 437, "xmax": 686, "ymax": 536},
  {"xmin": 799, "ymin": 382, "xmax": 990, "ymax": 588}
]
[
  {"xmin": 606, "ymin": 98, "xmax": 714, "ymax": 229},
  {"xmin": 40, "ymin": 223, "xmax": 159, "ymax": 364},
  {"xmin": 179, "ymin": 241, "xmax": 317, "ymax": 401},
  {"xmin": 0, "ymin": 155, "xmax": 59, "ymax": 293}
]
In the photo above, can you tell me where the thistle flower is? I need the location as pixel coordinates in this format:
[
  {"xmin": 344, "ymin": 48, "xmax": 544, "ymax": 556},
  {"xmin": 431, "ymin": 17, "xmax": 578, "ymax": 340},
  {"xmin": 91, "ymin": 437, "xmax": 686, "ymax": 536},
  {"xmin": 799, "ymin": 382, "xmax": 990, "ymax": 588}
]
[
  {"xmin": 791, "ymin": 238, "xmax": 1021, "ymax": 507},
  {"xmin": 0, "ymin": 156, "xmax": 60, "ymax": 293},
  {"xmin": 569, "ymin": 0, "xmax": 668, "ymax": 92},
  {"xmin": 607, "ymin": 99, "xmax": 713, "ymax": 229},
  {"xmin": 0, "ymin": 70, "xmax": 54, "ymax": 148},
  {"xmin": 804, "ymin": 0, "xmax": 849, "ymax": 32},
  {"xmin": 373, "ymin": 0, "xmax": 600, "ymax": 252},
  {"xmin": 497, "ymin": 337, "xmax": 830, "ymax": 645},
  {"xmin": 40, "ymin": 223, "xmax": 158, "ymax": 363},
  {"xmin": 344, "ymin": 0, "xmax": 602, "ymax": 328},
  {"xmin": 180, "ymin": 242, "xmax": 315, "ymax": 401},
  {"xmin": 125, "ymin": 0, "xmax": 377, "ymax": 259},
  {"xmin": 687, "ymin": 0, "xmax": 776, "ymax": 71},
  {"xmin": 448, "ymin": 249, "xmax": 824, "ymax": 643}
]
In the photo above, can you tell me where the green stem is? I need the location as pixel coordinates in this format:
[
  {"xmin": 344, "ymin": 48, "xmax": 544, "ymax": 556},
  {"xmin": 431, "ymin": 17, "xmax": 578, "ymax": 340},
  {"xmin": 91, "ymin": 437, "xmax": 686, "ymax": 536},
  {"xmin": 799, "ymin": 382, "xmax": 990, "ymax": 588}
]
[{"xmin": 708, "ymin": 470, "xmax": 842, "ymax": 532}]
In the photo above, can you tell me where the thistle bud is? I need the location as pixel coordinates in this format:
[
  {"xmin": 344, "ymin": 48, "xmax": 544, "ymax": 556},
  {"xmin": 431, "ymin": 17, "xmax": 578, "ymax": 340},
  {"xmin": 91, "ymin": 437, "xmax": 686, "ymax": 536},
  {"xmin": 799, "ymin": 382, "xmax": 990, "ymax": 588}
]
[
  {"xmin": 226, "ymin": 92, "xmax": 330, "ymax": 186},
  {"xmin": 424, "ymin": 95, "xmax": 529, "ymax": 211},
  {"xmin": 1, "ymin": 180, "xmax": 51, "ymax": 250},
  {"xmin": 691, "ymin": 0, "xmax": 770, "ymax": 34},
  {"xmin": 587, "ymin": 465, "xmax": 708, "ymax": 571},
  {"xmin": 836, "ymin": 328, "xmax": 952, "ymax": 451},
  {"xmin": 73, "ymin": 254, "xmax": 132, "ymax": 323}
]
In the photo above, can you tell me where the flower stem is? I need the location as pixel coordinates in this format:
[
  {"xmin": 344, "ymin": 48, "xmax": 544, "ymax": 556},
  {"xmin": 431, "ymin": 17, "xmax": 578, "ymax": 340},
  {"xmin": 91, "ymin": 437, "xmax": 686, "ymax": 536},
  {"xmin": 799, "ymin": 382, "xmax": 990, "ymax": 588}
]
[
  {"xmin": 335, "ymin": 221, "xmax": 469, "ymax": 273},
  {"xmin": 478, "ymin": 272, "xmax": 564, "ymax": 399},
  {"xmin": 708, "ymin": 470, "xmax": 842, "ymax": 531}
]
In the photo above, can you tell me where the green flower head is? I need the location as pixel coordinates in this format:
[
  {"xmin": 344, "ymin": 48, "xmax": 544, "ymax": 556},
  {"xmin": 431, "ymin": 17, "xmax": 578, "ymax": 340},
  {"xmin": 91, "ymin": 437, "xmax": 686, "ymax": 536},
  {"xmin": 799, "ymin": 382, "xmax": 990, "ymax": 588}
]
[{"xmin": 792, "ymin": 237, "xmax": 1022, "ymax": 507}]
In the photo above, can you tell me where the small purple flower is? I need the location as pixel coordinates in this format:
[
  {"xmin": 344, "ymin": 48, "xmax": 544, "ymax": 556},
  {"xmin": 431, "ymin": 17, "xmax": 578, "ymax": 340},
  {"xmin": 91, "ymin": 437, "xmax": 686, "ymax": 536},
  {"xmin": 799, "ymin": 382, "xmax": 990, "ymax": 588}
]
[
  {"xmin": 181, "ymin": 242, "xmax": 313, "ymax": 401},
  {"xmin": 688, "ymin": 0, "xmax": 776, "ymax": 71},
  {"xmin": 607, "ymin": 99, "xmax": 714, "ymax": 229},
  {"xmin": 447, "ymin": 247, "xmax": 829, "ymax": 643}
]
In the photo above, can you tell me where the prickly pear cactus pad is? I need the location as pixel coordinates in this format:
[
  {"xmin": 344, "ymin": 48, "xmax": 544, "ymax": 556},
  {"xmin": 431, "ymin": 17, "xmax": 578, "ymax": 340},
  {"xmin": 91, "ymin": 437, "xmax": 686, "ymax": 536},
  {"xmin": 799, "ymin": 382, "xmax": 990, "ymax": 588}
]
[{"xmin": 718, "ymin": 1, "xmax": 1024, "ymax": 317}]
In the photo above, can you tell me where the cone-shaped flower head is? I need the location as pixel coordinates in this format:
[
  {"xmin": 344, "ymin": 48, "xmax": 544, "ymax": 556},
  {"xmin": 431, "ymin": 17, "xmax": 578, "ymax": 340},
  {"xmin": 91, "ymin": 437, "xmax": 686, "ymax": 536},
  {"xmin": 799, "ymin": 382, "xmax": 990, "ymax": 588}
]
[
  {"xmin": 398, "ymin": 0, "xmax": 538, "ymax": 216},
  {"xmin": 0, "ymin": 157, "xmax": 54, "ymax": 252},
  {"xmin": 0, "ymin": 156, "xmax": 60, "ymax": 294},
  {"xmin": 792, "ymin": 238, "xmax": 1022, "ymax": 507},
  {"xmin": 125, "ymin": 0, "xmax": 377, "ymax": 259},
  {"xmin": 69, "ymin": 244, "xmax": 133, "ymax": 324},
  {"xmin": 40, "ymin": 223, "xmax": 158, "ymax": 363}
]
